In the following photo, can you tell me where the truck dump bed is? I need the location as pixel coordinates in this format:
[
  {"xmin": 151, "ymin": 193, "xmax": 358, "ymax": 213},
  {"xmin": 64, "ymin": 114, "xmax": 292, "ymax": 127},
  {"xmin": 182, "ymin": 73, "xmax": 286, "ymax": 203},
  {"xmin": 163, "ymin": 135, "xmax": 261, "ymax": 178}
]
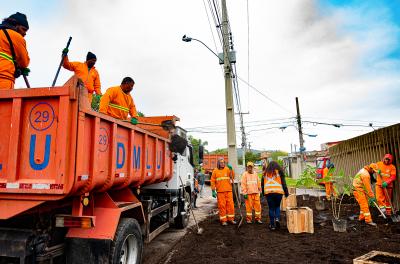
[{"xmin": 0, "ymin": 77, "xmax": 174, "ymax": 219}]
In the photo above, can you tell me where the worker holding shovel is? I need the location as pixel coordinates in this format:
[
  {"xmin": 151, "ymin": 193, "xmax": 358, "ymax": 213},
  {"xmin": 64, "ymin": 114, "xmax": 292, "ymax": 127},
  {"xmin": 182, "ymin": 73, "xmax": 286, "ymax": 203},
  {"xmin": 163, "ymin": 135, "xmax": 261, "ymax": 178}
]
[
  {"xmin": 376, "ymin": 154, "xmax": 397, "ymax": 217},
  {"xmin": 211, "ymin": 158, "xmax": 236, "ymax": 226},
  {"xmin": 353, "ymin": 163, "xmax": 379, "ymax": 226},
  {"xmin": 241, "ymin": 161, "xmax": 262, "ymax": 224}
]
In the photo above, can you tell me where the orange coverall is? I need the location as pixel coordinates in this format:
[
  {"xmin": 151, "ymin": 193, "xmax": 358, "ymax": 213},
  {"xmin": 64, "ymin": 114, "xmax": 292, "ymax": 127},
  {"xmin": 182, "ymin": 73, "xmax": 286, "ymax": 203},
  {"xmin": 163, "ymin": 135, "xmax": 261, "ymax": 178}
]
[
  {"xmin": 62, "ymin": 56, "xmax": 101, "ymax": 101},
  {"xmin": 376, "ymin": 161, "xmax": 396, "ymax": 215},
  {"xmin": 211, "ymin": 167, "xmax": 235, "ymax": 223},
  {"xmin": 99, "ymin": 86, "xmax": 137, "ymax": 120},
  {"xmin": 322, "ymin": 167, "xmax": 335, "ymax": 199},
  {"xmin": 353, "ymin": 168, "xmax": 375, "ymax": 223},
  {"xmin": 0, "ymin": 28, "xmax": 30, "ymax": 89},
  {"xmin": 241, "ymin": 171, "xmax": 262, "ymax": 221}
]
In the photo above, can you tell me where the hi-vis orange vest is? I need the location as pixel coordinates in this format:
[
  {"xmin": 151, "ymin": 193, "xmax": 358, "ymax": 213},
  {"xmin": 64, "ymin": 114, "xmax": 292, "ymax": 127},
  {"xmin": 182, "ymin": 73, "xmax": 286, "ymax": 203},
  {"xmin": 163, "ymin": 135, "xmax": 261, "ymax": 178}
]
[
  {"xmin": 211, "ymin": 167, "xmax": 233, "ymax": 193},
  {"xmin": 241, "ymin": 171, "xmax": 261, "ymax": 195},
  {"xmin": 376, "ymin": 161, "xmax": 396, "ymax": 187},
  {"xmin": 264, "ymin": 170, "xmax": 284, "ymax": 195}
]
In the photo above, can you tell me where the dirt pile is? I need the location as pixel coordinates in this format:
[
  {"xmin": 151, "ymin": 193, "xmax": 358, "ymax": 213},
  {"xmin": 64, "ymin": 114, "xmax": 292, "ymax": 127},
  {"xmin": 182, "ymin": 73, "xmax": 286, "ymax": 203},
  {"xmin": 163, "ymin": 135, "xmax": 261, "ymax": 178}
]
[{"xmin": 162, "ymin": 196, "xmax": 400, "ymax": 264}]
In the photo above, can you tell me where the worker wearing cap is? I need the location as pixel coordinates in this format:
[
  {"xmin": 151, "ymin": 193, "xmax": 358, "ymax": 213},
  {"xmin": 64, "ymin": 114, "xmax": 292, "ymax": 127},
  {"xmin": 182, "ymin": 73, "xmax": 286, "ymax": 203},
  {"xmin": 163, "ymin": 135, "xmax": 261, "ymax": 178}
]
[
  {"xmin": 0, "ymin": 12, "xmax": 30, "ymax": 89},
  {"xmin": 376, "ymin": 154, "xmax": 396, "ymax": 216},
  {"xmin": 62, "ymin": 51, "xmax": 101, "ymax": 102},
  {"xmin": 241, "ymin": 161, "xmax": 262, "ymax": 224},
  {"xmin": 211, "ymin": 158, "xmax": 236, "ymax": 226},
  {"xmin": 353, "ymin": 163, "xmax": 378, "ymax": 226},
  {"xmin": 322, "ymin": 163, "xmax": 336, "ymax": 200},
  {"xmin": 99, "ymin": 77, "xmax": 138, "ymax": 124}
]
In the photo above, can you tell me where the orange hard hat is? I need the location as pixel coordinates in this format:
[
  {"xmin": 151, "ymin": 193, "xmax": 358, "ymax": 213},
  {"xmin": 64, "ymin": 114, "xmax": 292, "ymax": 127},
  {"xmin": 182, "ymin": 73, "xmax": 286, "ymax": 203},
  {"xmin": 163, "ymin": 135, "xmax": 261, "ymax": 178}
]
[{"xmin": 369, "ymin": 163, "xmax": 378, "ymax": 172}]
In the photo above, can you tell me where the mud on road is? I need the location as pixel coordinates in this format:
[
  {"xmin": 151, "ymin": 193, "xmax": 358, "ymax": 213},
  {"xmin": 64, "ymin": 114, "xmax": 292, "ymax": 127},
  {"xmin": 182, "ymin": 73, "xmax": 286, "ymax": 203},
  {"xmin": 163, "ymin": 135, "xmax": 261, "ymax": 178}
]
[{"xmin": 160, "ymin": 196, "xmax": 400, "ymax": 264}]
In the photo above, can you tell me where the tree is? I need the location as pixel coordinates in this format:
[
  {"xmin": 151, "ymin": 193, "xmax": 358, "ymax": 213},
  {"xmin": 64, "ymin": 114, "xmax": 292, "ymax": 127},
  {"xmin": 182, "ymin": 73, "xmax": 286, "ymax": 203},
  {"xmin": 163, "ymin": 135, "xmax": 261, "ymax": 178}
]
[
  {"xmin": 188, "ymin": 135, "xmax": 208, "ymax": 167},
  {"xmin": 239, "ymin": 151, "xmax": 260, "ymax": 164},
  {"xmin": 210, "ymin": 148, "xmax": 228, "ymax": 154},
  {"xmin": 270, "ymin": 150, "xmax": 288, "ymax": 161}
]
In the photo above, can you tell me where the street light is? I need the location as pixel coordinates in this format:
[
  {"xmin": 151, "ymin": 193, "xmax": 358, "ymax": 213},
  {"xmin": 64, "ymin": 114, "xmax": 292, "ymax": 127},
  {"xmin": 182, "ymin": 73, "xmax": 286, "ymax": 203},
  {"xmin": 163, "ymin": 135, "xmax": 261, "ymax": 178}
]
[{"xmin": 182, "ymin": 35, "xmax": 222, "ymax": 63}]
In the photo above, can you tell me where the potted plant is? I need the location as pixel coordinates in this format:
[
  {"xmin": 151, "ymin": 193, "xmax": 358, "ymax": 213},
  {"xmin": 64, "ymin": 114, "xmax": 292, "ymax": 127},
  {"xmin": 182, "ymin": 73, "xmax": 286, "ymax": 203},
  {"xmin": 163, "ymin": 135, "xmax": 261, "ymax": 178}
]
[
  {"xmin": 325, "ymin": 168, "xmax": 352, "ymax": 232},
  {"xmin": 296, "ymin": 165, "xmax": 320, "ymax": 202}
]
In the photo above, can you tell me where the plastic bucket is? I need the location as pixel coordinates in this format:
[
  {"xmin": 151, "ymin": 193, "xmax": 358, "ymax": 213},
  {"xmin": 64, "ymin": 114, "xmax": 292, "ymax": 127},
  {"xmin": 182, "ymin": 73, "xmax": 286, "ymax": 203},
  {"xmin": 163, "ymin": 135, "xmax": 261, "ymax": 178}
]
[{"xmin": 332, "ymin": 219, "xmax": 347, "ymax": 232}]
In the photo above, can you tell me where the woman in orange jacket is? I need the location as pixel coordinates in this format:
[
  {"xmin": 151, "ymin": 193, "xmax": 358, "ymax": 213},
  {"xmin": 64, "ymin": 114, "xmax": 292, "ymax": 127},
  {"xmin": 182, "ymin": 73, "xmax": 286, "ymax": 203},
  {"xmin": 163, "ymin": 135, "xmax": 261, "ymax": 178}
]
[
  {"xmin": 0, "ymin": 12, "xmax": 30, "ymax": 89},
  {"xmin": 263, "ymin": 161, "xmax": 289, "ymax": 230},
  {"xmin": 241, "ymin": 161, "xmax": 262, "ymax": 224}
]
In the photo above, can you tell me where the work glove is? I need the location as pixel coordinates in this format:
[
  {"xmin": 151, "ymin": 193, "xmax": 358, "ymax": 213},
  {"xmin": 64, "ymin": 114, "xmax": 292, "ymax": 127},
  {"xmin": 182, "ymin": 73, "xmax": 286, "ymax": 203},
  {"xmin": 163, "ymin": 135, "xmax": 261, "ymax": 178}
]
[
  {"xmin": 227, "ymin": 163, "xmax": 232, "ymax": 170},
  {"xmin": 212, "ymin": 190, "xmax": 217, "ymax": 198},
  {"xmin": 22, "ymin": 68, "xmax": 30, "ymax": 76},
  {"xmin": 382, "ymin": 181, "xmax": 388, "ymax": 188},
  {"xmin": 243, "ymin": 194, "xmax": 248, "ymax": 200},
  {"xmin": 62, "ymin": 48, "xmax": 69, "ymax": 56},
  {"xmin": 377, "ymin": 169, "xmax": 381, "ymax": 175},
  {"xmin": 130, "ymin": 117, "xmax": 138, "ymax": 125},
  {"xmin": 368, "ymin": 197, "xmax": 377, "ymax": 206}
]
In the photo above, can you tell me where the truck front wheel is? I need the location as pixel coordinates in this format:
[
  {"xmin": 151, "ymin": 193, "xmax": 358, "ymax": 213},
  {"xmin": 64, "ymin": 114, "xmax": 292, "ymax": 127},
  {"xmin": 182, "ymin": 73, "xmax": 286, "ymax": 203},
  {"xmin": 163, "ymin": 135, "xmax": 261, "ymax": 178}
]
[
  {"xmin": 174, "ymin": 190, "xmax": 190, "ymax": 229},
  {"xmin": 110, "ymin": 218, "xmax": 143, "ymax": 264}
]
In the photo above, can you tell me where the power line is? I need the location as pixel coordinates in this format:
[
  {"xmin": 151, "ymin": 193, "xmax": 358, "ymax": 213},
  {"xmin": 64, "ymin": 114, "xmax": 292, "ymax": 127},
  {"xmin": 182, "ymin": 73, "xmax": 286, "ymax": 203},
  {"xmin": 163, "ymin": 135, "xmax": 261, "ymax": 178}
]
[
  {"xmin": 236, "ymin": 75, "xmax": 294, "ymax": 115},
  {"xmin": 202, "ymin": 0, "xmax": 219, "ymax": 53}
]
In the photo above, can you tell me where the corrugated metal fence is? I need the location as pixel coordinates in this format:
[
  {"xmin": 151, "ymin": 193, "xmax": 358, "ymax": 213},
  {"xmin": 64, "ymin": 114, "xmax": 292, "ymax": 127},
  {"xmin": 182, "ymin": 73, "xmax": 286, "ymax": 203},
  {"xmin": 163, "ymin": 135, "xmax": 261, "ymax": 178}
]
[{"xmin": 329, "ymin": 123, "xmax": 400, "ymax": 208}]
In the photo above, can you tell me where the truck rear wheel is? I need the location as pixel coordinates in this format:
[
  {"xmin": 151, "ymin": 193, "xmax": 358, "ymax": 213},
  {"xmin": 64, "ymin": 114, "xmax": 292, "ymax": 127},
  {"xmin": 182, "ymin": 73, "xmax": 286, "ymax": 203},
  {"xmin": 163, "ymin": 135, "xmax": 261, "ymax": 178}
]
[{"xmin": 110, "ymin": 218, "xmax": 143, "ymax": 264}]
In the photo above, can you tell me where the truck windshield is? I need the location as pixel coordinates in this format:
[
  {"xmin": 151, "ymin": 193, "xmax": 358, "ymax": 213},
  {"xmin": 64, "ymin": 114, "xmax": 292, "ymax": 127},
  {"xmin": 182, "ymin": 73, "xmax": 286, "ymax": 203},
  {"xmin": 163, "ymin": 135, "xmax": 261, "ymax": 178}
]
[{"xmin": 316, "ymin": 160, "xmax": 324, "ymax": 169}]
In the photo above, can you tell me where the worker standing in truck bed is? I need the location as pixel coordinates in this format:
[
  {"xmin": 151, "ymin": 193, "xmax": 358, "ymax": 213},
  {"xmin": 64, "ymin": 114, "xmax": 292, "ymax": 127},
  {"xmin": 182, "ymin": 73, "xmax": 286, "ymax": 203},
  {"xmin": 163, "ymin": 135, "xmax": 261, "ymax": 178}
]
[
  {"xmin": 99, "ymin": 76, "xmax": 138, "ymax": 124},
  {"xmin": 0, "ymin": 12, "xmax": 30, "ymax": 89},
  {"xmin": 62, "ymin": 50, "xmax": 101, "ymax": 102}
]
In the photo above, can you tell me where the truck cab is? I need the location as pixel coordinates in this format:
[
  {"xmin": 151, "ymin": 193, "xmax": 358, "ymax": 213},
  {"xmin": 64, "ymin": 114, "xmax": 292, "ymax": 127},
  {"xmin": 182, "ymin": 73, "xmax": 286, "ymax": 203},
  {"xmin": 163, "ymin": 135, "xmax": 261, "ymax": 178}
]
[{"xmin": 316, "ymin": 157, "xmax": 331, "ymax": 180}]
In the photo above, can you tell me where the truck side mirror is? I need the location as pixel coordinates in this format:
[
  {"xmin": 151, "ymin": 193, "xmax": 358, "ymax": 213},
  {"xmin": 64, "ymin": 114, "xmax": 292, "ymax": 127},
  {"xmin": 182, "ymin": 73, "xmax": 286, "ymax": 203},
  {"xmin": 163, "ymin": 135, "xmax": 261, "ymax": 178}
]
[{"xmin": 199, "ymin": 146, "xmax": 204, "ymax": 164}]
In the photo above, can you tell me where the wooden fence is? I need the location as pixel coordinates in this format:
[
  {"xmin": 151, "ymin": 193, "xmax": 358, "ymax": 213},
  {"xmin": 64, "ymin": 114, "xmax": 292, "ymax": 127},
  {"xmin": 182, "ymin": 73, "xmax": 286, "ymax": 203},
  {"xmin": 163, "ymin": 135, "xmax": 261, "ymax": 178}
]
[{"xmin": 329, "ymin": 123, "xmax": 400, "ymax": 208}]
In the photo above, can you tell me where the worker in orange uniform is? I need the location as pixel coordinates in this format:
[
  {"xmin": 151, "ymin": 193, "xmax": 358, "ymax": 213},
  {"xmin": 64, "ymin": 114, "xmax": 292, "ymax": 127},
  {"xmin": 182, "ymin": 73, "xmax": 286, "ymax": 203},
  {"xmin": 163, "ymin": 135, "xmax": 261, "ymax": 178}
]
[
  {"xmin": 0, "ymin": 12, "xmax": 30, "ymax": 89},
  {"xmin": 211, "ymin": 158, "xmax": 236, "ymax": 226},
  {"xmin": 241, "ymin": 161, "xmax": 262, "ymax": 224},
  {"xmin": 62, "ymin": 50, "xmax": 101, "ymax": 102},
  {"xmin": 322, "ymin": 163, "xmax": 336, "ymax": 200},
  {"xmin": 353, "ymin": 163, "xmax": 378, "ymax": 226},
  {"xmin": 99, "ymin": 77, "xmax": 138, "ymax": 124},
  {"xmin": 376, "ymin": 154, "xmax": 396, "ymax": 216}
]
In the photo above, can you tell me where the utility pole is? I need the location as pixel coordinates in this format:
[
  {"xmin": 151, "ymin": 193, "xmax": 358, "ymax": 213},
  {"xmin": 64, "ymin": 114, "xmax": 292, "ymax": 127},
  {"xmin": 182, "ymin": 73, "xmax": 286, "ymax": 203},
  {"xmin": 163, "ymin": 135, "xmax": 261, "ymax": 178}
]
[
  {"xmin": 221, "ymin": 0, "xmax": 238, "ymax": 178},
  {"xmin": 295, "ymin": 97, "xmax": 305, "ymax": 173},
  {"xmin": 295, "ymin": 97, "xmax": 305, "ymax": 153}
]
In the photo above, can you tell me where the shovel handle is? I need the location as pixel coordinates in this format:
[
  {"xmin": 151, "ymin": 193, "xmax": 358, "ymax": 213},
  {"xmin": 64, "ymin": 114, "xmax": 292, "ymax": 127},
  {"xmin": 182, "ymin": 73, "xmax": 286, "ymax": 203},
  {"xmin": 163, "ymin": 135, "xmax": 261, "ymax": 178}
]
[
  {"xmin": 372, "ymin": 201, "xmax": 387, "ymax": 219},
  {"xmin": 23, "ymin": 75, "xmax": 30, "ymax": 88},
  {"xmin": 52, "ymin": 36, "xmax": 72, "ymax": 87}
]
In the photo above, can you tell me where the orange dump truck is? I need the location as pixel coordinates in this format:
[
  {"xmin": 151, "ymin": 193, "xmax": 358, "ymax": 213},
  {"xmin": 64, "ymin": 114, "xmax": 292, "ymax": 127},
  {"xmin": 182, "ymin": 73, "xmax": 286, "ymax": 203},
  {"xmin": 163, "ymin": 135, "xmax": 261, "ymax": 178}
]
[
  {"xmin": 202, "ymin": 154, "xmax": 228, "ymax": 182},
  {"xmin": 0, "ymin": 77, "xmax": 195, "ymax": 263}
]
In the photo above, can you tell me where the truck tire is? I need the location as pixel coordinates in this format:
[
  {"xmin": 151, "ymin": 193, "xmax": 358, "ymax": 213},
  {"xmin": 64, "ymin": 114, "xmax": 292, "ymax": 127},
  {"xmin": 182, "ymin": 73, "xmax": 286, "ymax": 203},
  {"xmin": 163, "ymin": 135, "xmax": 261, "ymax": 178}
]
[
  {"xmin": 174, "ymin": 190, "xmax": 190, "ymax": 229},
  {"xmin": 110, "ymin": 218, "xmax": 143, "ymax": 264}
]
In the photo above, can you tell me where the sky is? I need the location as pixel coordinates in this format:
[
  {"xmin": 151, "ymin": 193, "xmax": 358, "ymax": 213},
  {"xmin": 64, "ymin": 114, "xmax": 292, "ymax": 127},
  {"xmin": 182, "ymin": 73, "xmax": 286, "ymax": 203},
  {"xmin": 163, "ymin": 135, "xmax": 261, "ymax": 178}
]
[{"xmin": 2, "ymin": 0, "xmax": 400, "ymax": 153}]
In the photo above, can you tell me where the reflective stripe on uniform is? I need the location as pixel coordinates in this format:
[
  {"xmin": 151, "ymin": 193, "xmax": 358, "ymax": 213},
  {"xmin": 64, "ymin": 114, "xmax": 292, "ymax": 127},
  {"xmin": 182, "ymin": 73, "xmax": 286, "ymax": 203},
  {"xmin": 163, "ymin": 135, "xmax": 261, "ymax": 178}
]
[
  {"xmin": 246, "ymin": 213, "xmax": 252, "ymax": 216},
  {"xmin": 364, "ymin": 213, "xmax": 370, "ymax": 216},
  {"xmin": 216, "ymin": 177, "xmax": 230, "ymax": 181},
  {"xmin": 109, "ymin": 103, "xmax": 129, "ymax": 112},
  {"xmin": 0, "ymin": 52, "xmax": 14, "ymax": 63},
  {"xmin": 255, "ymin": 211, "xmax": 261, "ymax": 215},
  {"xmin": 247, "ymin": 180, "xmax": 258, "ymax": 184},
  {"xmin": 220, "ymin": 216, "xmax": 227, "ymax": 220},
  {"xmin": 227, "ymin": 214, "xmax": 235, "ymax": 217}
]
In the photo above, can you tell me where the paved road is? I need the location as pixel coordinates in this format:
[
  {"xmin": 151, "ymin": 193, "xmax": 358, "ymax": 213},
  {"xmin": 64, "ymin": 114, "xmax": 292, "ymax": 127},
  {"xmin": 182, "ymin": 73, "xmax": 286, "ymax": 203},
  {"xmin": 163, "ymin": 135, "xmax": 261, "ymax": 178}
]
[{"xmin": 143, "ymin": 185, "xmax": 216, "ymax": 264}]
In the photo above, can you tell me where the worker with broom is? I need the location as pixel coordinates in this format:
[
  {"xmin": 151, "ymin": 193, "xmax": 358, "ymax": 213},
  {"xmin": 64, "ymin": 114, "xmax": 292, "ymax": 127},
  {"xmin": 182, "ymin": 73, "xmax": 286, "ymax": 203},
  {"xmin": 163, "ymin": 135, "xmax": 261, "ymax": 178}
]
[
  {"xmin": 211, "ymin": 158, "xmax": 236, "ymax": 226},
  {"xmin": 376, "ymin": 154, "xmax": 397, "ymax": 217},
  {"xmin": 353, "ymin": 163, "xmax": 378, "ymax": 226},
  {"xmin": 241, "ymin": 161, "xmax": 262, "ymax": 224}
]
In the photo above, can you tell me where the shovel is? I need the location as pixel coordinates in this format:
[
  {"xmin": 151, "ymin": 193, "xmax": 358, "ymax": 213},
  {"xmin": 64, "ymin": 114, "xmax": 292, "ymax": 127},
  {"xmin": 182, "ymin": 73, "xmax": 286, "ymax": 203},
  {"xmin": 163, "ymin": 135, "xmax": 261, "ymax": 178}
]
[
  {"xmin": 384, "ymin": 188, "xmax": 400, "ymax": 222},
  {"xmin": 372, "ymin": 200, "xmax": 387, "ymax": 219},
  {"xmin": 231, "ymin": 180, "xmax": 244, "ymax": 229},
  {"xmin": 177, "ymin": 175, "xmax": 204, "ymax": 235}
]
